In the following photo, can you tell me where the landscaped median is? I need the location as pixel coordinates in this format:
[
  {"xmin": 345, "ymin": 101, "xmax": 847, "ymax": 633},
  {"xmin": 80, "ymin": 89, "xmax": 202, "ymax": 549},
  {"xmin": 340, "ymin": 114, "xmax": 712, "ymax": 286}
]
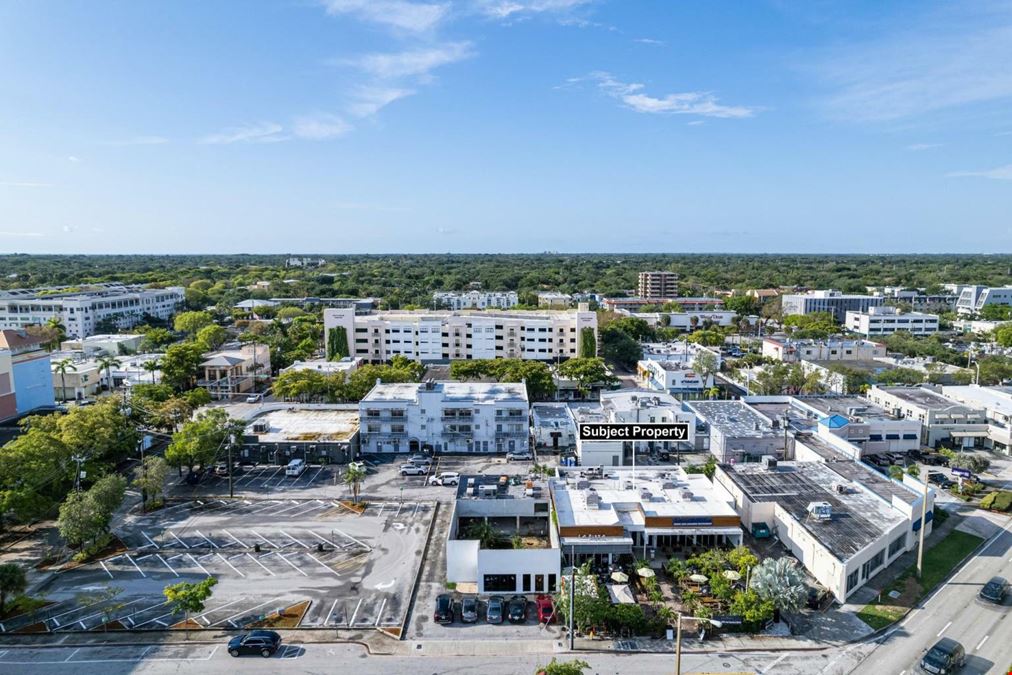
[{"xmin": 856, "ymin": 528, "xmax": 984, "ymax": 630}]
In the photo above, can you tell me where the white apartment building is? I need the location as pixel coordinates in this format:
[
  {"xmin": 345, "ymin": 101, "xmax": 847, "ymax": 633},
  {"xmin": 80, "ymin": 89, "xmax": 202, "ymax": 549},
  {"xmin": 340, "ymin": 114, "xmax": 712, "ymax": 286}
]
[
  {"xmin": 956, "ymin": 285, "xmax": 1012, "ymax": 316},
  {"xmin": 324, "ymin": 306, "xmax": 597, "ymax": 363},
  {"xmin": 781, "ymin": 290, "xmax": 883, "ymax": 322},
  {"xmin": 572, "ymin": 390, "xmax": 696, "ymax": 467},
  {"xmin": 0, "ymin": 284, "xmax": 185, "ymax": 339},
  {"xmin": 866, "ymin": 385, "xmax": 988, "ymax": 448},
  {"xmin": 622, "ymin": 310, "xmax": 741, "ymax": 331},
  {"xmin": 845, "ymin": 306, "xmax": 939, "ymax": 336},
  {"xmin": 636, "ymin": 359, "xmax": 711, "ymax": 398},
  {"xmin": 537, "ymin": 292, "xmax": 572, "ymax": 308},
  {"xmin": 432, "ymin": 291, "xmax": 519, "ymax": 310},
  {"xmin": 762, "ymin": 337, "xmax": 886, "ymax": 363},
  {"xmin": 359, "ymin": 380, "xmax": 529, "ymax": 454}
]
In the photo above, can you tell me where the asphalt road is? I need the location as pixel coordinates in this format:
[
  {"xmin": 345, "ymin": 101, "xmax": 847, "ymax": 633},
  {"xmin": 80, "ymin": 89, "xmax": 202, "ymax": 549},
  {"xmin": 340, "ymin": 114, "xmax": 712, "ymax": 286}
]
[{"xmin": 848, "ymin": 517, "xmax": 1012, "ymax": 675}]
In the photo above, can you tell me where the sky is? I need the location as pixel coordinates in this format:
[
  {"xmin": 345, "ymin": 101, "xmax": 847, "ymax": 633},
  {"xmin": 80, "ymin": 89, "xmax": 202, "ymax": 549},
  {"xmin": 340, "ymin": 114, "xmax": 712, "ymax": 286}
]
[{"xmin": 1, "ymin": 0, "xmax": 1012, "ymax": 255}]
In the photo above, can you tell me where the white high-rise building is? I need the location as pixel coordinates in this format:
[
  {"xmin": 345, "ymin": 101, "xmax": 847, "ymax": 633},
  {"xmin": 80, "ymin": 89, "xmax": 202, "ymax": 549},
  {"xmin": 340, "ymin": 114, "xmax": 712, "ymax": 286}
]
[{"xmin": 432, "ymin": 291, "xmax": 519, "ymax": 310}]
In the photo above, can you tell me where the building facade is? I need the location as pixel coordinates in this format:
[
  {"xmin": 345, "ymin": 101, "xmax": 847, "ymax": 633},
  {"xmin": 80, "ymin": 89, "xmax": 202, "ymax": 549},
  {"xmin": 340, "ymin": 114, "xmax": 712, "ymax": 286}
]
[
  {"xmin": 845, "ymin": 306, "xmax": 939, "ymax": 336},
  {"xmin": 0, "ymin": 330, "xmax": 55, "ymax": 415},
  {"xmin": 637, "ymin": 359, "xmax": 711, "ymax": 398},
  {"xmin": 956, "ymin": 285, "xmax": 1012, "ymax": 316},
  {"xmin": 762, "ymin": 337, "xmax": 886, "ymax": 363},
  {"xmin": 324, "ymin": 306, "xmax": 597, "ymax": 363},
  {"xmin": 780, "ymin": 290, "xmax": 883, "ymax": 322},
  {"xmin": 198, "ymin": 343, "xmax": 271, "ymax": 399},
  {"xmin": 359, "ymin": 381, "xmax": 530, "ymax": 454},
  {"xmin": 866, "ymin": 385, "xmax": 988, "ymax": 448},
  {"xmin": 432, "ymin": 291, "xmax": 519, "ymax": 311},
  {"xmin": 638, "ymin": 271, "xmax": 678, "ymax": 299}
]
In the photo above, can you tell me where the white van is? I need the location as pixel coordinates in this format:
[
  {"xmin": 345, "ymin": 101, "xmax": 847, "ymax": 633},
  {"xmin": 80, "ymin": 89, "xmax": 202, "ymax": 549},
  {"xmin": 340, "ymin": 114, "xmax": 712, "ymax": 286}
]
[{"xmin": 285, "ymin": 458, "xmax": 306, "ymax": 477}]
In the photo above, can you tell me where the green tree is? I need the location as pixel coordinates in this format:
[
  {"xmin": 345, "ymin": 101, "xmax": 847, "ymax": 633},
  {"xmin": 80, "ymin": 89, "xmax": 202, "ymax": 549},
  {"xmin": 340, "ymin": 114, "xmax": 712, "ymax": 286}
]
[
  {"xmin": 607, "ymin": 317, "xmax": 655, "ymax": 341},
  {"xmin": 724, "ymin": 294, "xmax": 760, "ymax": 317},
  {"xmin": 166, "ymin": 408, "xmax": 241, "ymax": 475},
  {"xmin": 600, "ymin": 325, "xmax": 643, "ymax": 368},
  {"xmin": 558, "ymin": 357, "xmax": 617, "ymax": 394},
  {"xmin": 750, "ymin": 558, "xmax": 807, "ymax": 618},
  {"xmin": 272, "ymin": 369, "xmax": 331, "ymax": 402},
  {"xmin": 343, "ymin": 463, "xmax": 367, "ymax": 504},
  {"xmin": 141, "ymin": 358, "xmax": 161, "ymax": 384},
  {"xmin": 139, "ymin": 327, "xmax": 174, "ymax": 351},
  {"xmin": 95, "ymin": 355, "xmax": 121, "ymax": 391},
  {"xmin": 0, "ymin": 563, "xmax": 27, "ymax": 615},
  {"xmin": 464, "ymin": 520, "xmax": 502, "ymax": 548},
  {"xmin": 949, "ymin": 453, "xmax": 990, "ymax": 474},
  {"xmin": 195, "ymin": 324, "xmax": 226, "ymax": 351},
  {"xmin": 994, "ymin": 323, "xmax": 1012, "ymax": 348},
  {"xmin": 164, "ymin": 577, "xmax": 218, "ymax": 637},
  {"xmin": 160, "ymin": 342, "xmax": 205, "ymax": 391},
  {"xmin": 57, "ymin": 492, "xmax": 99, "ymax": 551},
  {"xmin": 173, "ymin": 311, "xmax": 213, "ymax": 335},
  {"xmin": 536, "ymin": 658, "xmax": 591, "ymax": 675},
  {"xmin": 135, "ymin": 455, "xmax": 170, "ymax": 510},
  {"xmin": 692, "ymin": 351, "xmax": 719, "ymax": 382},
  {"xmin": 276, "ymin": 306, "xmax": 306, "ymax": 320},
  {"xmin": 0, "ymin": 428, "xmax": 71, "ymax": 531},
  {"xmin": 53, "ymin": 358, "xmax": 78, "ymax": 401}
]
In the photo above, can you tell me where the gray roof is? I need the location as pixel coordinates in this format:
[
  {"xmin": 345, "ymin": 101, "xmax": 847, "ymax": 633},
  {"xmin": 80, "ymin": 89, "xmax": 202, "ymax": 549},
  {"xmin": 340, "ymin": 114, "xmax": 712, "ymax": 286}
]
[
  {"xmin": 795, "ymin": 396, "xmax": 896, "ymax": 421},
  {"xmin": 877, "ymin": 386, "xmax": 974, "ymax": 411},
  {"xmin": 688, "ymin": 400, "xmax": 780, "ymax": 439}
]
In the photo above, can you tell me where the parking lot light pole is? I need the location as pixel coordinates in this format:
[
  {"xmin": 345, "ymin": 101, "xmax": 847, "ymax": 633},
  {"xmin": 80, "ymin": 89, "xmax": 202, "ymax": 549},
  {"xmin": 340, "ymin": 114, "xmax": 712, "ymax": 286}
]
[
  {"xmin": 675, "ymin": 615, "xmax": 721, "ymax": 675},
  {"xmin": 917, "ymin": 467, "xmax": 928, "ymax": 579},
  {"xmin": 228, "ymin": 433, "xmax": 236, "ymax": 499}
]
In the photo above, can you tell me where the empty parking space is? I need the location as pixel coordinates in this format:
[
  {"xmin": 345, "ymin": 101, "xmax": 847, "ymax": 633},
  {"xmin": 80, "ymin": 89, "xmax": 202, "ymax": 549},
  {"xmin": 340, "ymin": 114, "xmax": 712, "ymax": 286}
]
[{"xmin": 173, "ymin": 464, "xmax": 336, "ymax": 496}]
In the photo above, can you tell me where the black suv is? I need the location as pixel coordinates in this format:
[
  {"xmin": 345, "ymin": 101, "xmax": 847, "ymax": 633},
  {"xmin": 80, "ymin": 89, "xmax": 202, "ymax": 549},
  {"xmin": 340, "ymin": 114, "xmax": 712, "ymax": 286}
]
[
  {"xmin": 434, "ymin": 593, "xmax": 454, "ymax": 624},
  {"xmin": 227, "ymin": 630, "xmax": 282, "ymax": 658},
  {"xmin": 979, "ymin": 576, "xmax": 1008, "ymax": 604},
  {"xmin": 507, "ymin": 595, "xmax": 528, "ymax": 624},
  {"xmin": 919, "ymin": 637, "xmax": 965, "ymax": 674}
]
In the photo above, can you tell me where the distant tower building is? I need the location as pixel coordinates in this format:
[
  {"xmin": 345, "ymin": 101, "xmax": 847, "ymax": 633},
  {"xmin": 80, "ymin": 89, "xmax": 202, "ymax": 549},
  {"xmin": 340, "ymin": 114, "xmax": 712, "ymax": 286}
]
[{"xmin": 638, "ymin": 271, "xmax": 678, "ymax": 299}]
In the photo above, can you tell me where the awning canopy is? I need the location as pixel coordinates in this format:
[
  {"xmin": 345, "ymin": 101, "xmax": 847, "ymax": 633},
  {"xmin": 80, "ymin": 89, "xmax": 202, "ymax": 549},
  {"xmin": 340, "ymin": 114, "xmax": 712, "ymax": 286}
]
[{"xmin": 949, "ymin": 431, "xmax": 989, "ymax": 438}]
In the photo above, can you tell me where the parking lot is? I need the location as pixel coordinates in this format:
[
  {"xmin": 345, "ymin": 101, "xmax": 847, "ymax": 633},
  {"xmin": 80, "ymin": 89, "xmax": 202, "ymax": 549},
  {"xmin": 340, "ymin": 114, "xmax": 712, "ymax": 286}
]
[
  {"xmin": 171, "ymin": 463, "xmax": 338, "ymax": 498},
  {"xmin": 12, "ymin": 495, "xmax": 434, "ymax": 634}
]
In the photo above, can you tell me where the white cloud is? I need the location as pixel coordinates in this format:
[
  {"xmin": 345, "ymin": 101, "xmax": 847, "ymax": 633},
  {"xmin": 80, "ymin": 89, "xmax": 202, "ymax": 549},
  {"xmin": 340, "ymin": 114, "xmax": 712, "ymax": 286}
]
[
  {"xmin": 67, "ymin": 155, "xmax": 82, "ymax": 163},
  {"xmin": 948, "ymin": 164, "xmax": 1012, "ymax": 181},
  {"xmin": 475, "ymin": 0, "xmax": 593, "ymax": 19},
  {"xmin": 0, "ymin": 181, "xmax": 52, "ymax": 188},
  {"xmin": 906, "ymin": 143, "xmax": 942, "ymax": 151},
  {"xmin": 343, "ymin": 42, "xmax": 474, "ymax": 80},
  {"xmin": 104, "ymin": 136, "xmax": 170, "ymax": 146},
  {"xmin": 814, "ymin": 9, "xmax": 1012, "ymax": 122},
  {"xmin": 687, "ymin": 120, "xmax": 705, "ymax": 126},
  {"xmin": 346, "ymin": 86, "xmax": 416, "ymax": 117},
  {"xmin": 634, "ymin": 38, "xmax": 664, "ymax": 46},
  {"xmin": 320, "ymin": 0, "xmax": 449, "ymax": 33},
  {"xmin": 576, "ymin": 71, "xmax": 755, "ymax": 119},
  {"xmin": 292, "ymin": 113, "xmax": 353, "ymax": 140},
  {"xmin": 0, "ymin": 230, "xmax": 45, "ymax": 237},
  {"xmin": 199, "ymin": 122, "xmax": 287, "ymax": 145},
  {"xmin": 62, "ymin": 225, "xmax": 76, "ymax": 233}
]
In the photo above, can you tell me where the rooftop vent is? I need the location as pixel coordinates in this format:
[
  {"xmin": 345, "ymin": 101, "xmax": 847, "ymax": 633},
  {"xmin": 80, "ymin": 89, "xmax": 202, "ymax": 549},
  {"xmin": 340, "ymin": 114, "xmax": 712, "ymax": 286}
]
[
  {"xmin": 661, "ymin": 481, "xmax": 677, "ymax": 490},
  {"xmin": 761, "ymin": 455, "xmax": 778, "ymax": 470},
  {"xmin": 834, "ymin": 483, "xmax": 852, "ymax": 494},
  {"xmin": 680, "ymin": 489, "xmax": 694, "ymax": 502},
  {"xmin": 807, "ymin": 501, "xmax": 833, "ymax": 521},
  {"xmin": 576, "ymin": 479, "xmax": 590, "ymax": 490},
  {"xmin": 586, "ymin": 492, "xmax": 602, "ymax": 508},
  {"xmin": 252, "ymin": 421, "xmax": 269, "ymax": 434}
]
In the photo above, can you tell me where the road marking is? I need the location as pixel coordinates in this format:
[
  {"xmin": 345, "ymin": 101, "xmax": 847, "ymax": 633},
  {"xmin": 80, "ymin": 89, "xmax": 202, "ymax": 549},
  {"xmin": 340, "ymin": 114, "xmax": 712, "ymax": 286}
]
[
  {"xmin": 63, "ymin": 648, "xmax": 80, "ymax": 662},
  {"xmin": 281, "ymin": 644, "xmax": 301, "ymax": 659},
  {"xmin": 308, "ymin": 466, "xmax": 325, "ymax": 483},
  {"xmin": 977, "ymin": 635, "xmax": 989, "ymax": 650},
  {"xmin": 155, "ymin": 554, "xmax": 178, "ymax": 577},
  {"xmin": 59, "ymin": 599, "xmax": 147, "ymax": 631},
  {"xmin": 135, "ymin": 554, "xmax": 151, "ymax": 561},
  {"xmin": 140, "ymin": 532, "xmax": 160, "ymax": 549},
  {"xmin": 305, "ymin": 552, "xmax": 340, "ymax": 576},
  {"xmin": 272, "ymin": 501, "xmax": 304, "ymax": 516},
  {"xmin": 412, "ymin": 502, "xmax": 420, "ymax": 517},
  {"xmin": 274, "ymin": 552, "xmax": 308, "ymax": 576},
  {"xmin": 247, "ymin": 500, "xmax": 282, "ymax": 514},
  {"xmin": 395, "ymin": 501, "xmax": 403, "ymax": 517},
  {"xmin": 195, "ymin": 530, "xmax": 218, "ymax": 548},
  {"xmin": 305, "ymin": 530, "xmax": 335, "ymax": 547},
  {"xmin": 280, "ymin": 530, "xmax": 309, "ymax": 548},
  {"xmin": 169, "ymin": 531, "xmax": 190, "ymax": 548},
  {"xmin": 213, "ymin": 597, "xmax": 285, "ymax": 627},
  {"xmin": 223, "ymin": 530, "xmax": 246, "ymax": 547},
  {"xmin": 376, "ymin": 502, "xmax": 386, "ymax": 515},
  {"xmin": 125, "ymin": 554, "xmax": 146, "ymax": 577},
  {"xmin": 348, "ymin": 598, "xmax": 363, "ymax": 626},
  {"xmin": 374, "ymin": 598, "xmax": 387, "ymax": 625},
  {"xmin": 333, "ymin": 528, "xmax": 371, "ymax": 551},
  {"xmin": 187, "ymin": 553, "xmax": 211, "ymax": 577},
  {"xmin": 116, "ymin": 601, "xmax": 167, "ymax": 623},
  {"xmin": 189, "ymin": 598, "xmax": 246, "ymax": 624},
  {"xmin": 100, "ymin": 561, "xmax": 113, "ymax": 579},
  {"xmin": 324, "ymin": 598, "xmax": 339, "ymax": 625},
  {"xmin": 937, "ymin": 621, "xmax": 952, "ymax": 637},
  {"xmin": 216, "ymin": 552, "xmax": 245, "ymax": 577},
  {"xmin": 246, "ymin": 552, "xmax": 276, "ymax": 576}
]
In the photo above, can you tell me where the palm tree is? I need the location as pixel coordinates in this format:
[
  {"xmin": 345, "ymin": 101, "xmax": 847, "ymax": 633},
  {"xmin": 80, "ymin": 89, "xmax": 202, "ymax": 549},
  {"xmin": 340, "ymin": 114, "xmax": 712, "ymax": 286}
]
[
  {"xmin": 343, "ymin": 464, "xmax": 367, "ymax": 504},
  {"xmin": 53, "ymin": 358, "xmax": 78, "ymax": 401},
  {"xmin": 464, "ymin": 520, "xmax": 502, "ymax": 549},
  {"xmin": 141, "ymin": 358, "xmax": 161, "ymax": 384},
  {"xmin": 45, "ymin": 316, "xmax": 67, "ymax": 351},
  {"xmin": 95, "ymin": 355, "xmax": 121, "ymax": 391}
]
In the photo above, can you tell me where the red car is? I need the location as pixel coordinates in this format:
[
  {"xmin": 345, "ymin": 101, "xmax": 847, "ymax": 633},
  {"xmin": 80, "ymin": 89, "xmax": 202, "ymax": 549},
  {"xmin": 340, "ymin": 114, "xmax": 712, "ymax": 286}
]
[{"xmin": 535, "ymin": 594, "xmax": 555, "ymax": 624}]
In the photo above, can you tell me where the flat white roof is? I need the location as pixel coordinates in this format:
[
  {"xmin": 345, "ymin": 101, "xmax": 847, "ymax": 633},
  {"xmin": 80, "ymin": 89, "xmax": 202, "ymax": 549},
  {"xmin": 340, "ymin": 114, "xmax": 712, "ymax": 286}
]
[
  {"xmin": 247, "ymin": 408, "xmax": 359, "ymax": 443},
  {"xmin": 942, "ymin": 385, "xmax": 1012, "ymax": 416},
  {"xmin": 362, "ymin": 381, "xmax": 529, "ymax": 404}
]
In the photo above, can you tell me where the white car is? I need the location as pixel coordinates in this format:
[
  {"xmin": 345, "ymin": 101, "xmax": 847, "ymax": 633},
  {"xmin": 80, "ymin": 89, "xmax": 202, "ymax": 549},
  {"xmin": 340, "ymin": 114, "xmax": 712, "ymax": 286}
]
[
  {"xmin": 505, "ymin": 451, "xmax": 533, "ymax": 462},
  {"xmin": 245, "ymin": 393, "xmax": 263, "ymax": 403},
  {"xmin": 400, "ymin": 463, "xmax": 427, "ymax": 476},
  {"xmin": 428, "ymin": 472, "xmax": 460, "ymax": 486}
]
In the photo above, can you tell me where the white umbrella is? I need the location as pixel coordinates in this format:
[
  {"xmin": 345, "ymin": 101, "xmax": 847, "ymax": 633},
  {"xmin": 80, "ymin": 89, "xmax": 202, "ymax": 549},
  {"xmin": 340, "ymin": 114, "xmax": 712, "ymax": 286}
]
[
  {"xmin": 637, "ymin": 568, "xmax": 656, "ymax": 579},
  {"xmin": 689, "ymin": 573, "xmax": 708, "ymax": 583},
  {"xmin": 610, "ymin": 571, "xmax": 629, "ymax": 583},
  {"xmin": 723, "ymin": 570, "xmax": 741, "ymax": 581}
]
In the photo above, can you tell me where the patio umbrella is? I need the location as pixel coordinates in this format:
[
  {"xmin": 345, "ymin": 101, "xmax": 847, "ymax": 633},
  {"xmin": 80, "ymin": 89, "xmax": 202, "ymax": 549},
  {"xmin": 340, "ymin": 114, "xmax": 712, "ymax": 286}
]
[
  {"xmin": 636, "ymin": 568, "xmax": 656, "ymax": 579},
  {"xmin": 610, "ymin": 571, "xmax": 629, "ymax": 583},
  {"xmin": 689, "ymin": 573, "xmax": 708, "ymax": 583},
  {"xmin": 723, "ymin": 570, "xmax": 742, "ymax": 581}
]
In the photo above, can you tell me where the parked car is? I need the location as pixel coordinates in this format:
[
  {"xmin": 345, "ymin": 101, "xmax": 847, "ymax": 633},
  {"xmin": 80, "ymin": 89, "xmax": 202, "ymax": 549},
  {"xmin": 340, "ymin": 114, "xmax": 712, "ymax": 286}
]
[
  {"xmin": 408, "ymin": 454, "xmax": 432, "ymax": 466},
  {"xmin": 433, "ymin": 593, "xmax": 454, "ymax": 624},
  {"xmin": 400, "ymin": 463, "xmax": 427, "ymax": 476},
  {"xmin": 485, "ymin": 595, "xmax": 505, "ymax": 624},
  {"xmin": 428, "ymin": 471, "xmax": 460, "ymax": 486},
  {"xmin": 245, "ymin": 393, "xmax": 263, "ymax": 404},
  {"xmin": 285, "ymin": 458, "xmax": 306, "ymax": 477},
  {"xmin": 918, "ymin": 637, "xmax": 965, "ymax": 674},
  {"xmin": 506, "ymin": 450, "xmax": 533, "ymax": 462},
  {"xmin": 922, "ymin": 453, "xmax": 950, "ymax": 467},
  {"xmin": 927, "ymin": 472, "xmax": 949, "ymax": 486},
  {"xmin": 460, "ymin": 595, "xmax": 479, "ymax": 623},
  {"xmin": 535, "ymin": 594, "xmax": 554, "ymax": 623},
  {"xmin": 214, "ymin": 461, "xmax": 241, "ymax": 477},
  {"xmin": 507, "ymin": 595, "xmax": 528, "ymax": 624},
  {"xmin": 227, "ymin": 630, "xmax": 282, "ymax": 658},
  {"xmin": 979, "ymin": 576, "xmax": 1008, "ymax": 604}
]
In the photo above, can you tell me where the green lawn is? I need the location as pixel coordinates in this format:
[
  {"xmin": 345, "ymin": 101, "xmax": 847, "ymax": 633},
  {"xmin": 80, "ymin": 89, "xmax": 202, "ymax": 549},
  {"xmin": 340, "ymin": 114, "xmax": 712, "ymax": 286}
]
[{"xmin": 857, "ymin": 528, "xmax": 983, "ymax": 631}]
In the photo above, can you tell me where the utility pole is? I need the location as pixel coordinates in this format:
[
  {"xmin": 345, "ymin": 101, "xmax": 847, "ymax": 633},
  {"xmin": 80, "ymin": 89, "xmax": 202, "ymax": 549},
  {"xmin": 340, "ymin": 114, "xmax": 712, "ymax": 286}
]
[
  {"xmin": 139, "ymin": 439, "xmax": 147, "ymax": 511},
  {"xmin": 568, "ymin": 544, "xmax": 575, "ymax": 651},
  {"xmin": 917, "ymin": 467, "xmax": 928, "ymax": 579},
  {"xmin": 228, "ymin": 433, "xmax": 236, "ymax": 499},
  {"xmin": 72, "ymin": 454, "xmax": 86, "ymax": 493}
]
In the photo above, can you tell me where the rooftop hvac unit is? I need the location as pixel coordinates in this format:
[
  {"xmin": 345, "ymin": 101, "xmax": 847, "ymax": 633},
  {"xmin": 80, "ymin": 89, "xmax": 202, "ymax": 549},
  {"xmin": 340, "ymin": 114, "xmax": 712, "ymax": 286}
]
[
  {"xmin": 834, "ymin": 483, "xmax": 852, "ymax": 494},
  {"xmin": 847, "ymin": 406, "xmax": 866, "ymax": 416},
  {"xmin": 640, "ymin": 490, "xmax": 653, "ymax": 501},
  {"xmin": 576, "ymin": 479, "xmax": 590, "ymax": 489},
  {"xmin": 680, "ymin": 489, "xmax": 694, "ymax": 501},
  {"xmin": 761, "ymin": 455, "xmax": 778, "ymax": 470},
  {"xmin": 661, "ymin": 481, "xmax": 677, "ymax": 490},
  {"xmin": 478, "ymin": 484, "xmax": 498, "ymax": 499},
  {"xmin": 807, "ymin": 501, "xmax": 833, "ymax": 521},
  {"xmin": 252, "ymin": 421, "xmax": 269, "ymax": 434},
  {"xmin": 586, "ymin": 492, "xmax": 601, "ymax": 508}
]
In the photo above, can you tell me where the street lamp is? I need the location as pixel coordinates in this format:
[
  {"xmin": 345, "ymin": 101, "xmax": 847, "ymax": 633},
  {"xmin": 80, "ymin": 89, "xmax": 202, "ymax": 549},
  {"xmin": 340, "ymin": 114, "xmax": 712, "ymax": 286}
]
[{"xmin": 675, "ymin": 615, "xmax": 722, "ymax": 675}]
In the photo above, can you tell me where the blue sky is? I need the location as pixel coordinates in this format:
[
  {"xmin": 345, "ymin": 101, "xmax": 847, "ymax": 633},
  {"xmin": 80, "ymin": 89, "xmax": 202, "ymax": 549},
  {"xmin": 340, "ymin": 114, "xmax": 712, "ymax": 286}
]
[{"xmin": 2, "ymin": 0, "xmax": 1012, "ymax": 254}]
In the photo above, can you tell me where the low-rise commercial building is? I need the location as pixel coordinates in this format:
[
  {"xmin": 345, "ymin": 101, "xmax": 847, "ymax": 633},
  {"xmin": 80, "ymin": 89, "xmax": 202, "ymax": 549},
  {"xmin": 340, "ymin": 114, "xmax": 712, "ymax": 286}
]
[
  {"xmin": 51, "ymin": 357, "xmax": 102, "ymax": 401},
  {"xmin": 866, "ymin": 385, "xmax": 988, "ymax": 448},
  {"xmin": 714, "ymin": 459, "xmax": 933, "ymax": 602},
  {"xmin": 0, "ymin": 330, "xmax": 55, "ymax": 416},
  {"xmin": 198, "ymin": 343, "xmax": 271, "ymax": 399},
  {"xmin": 940, "ymin": 385, "xmax": 1012, "ymax": 454},
  {"xmin": 60, "ymin": 333, "xmax": 144, "ymax": 356},
  {"xmin": 325, "ymin": 306, "xmax": 597, "ymax": 363},
  {"xmin": 551, "ymin": 466, "xmax": 742, "ymax": 565},
  {"xmin": 687, "ymin": 399, "xmax": 789, "ymax": 463},
  {"xmin": 432, "ymin": 291, "xmax": 519, "ymax": 311},
  {"xmin": 537, "ymin": 292, "xmax": 572, "ymax": 308},
  {"xmin": 241, "ymin": 406, "xmax": 359, "ymax": 464},
  {"xmin": 762, "ymin": 337, "xmax": 886, "ymax": 363},
  {"xmin": 573, "ymin": 390, "xmax": 696, "ymax": 467},
  {"xmin": 845, "ymin": 306, "xmax": 939, "ymax": 336},
  {"xmin": 636, "ymin": 359, "xmax": 711, "ymax": 398},
  {"xmin": 531, "ymin": 403, "xmax": 577, "ymax": 451},
  {"xmin": 447, "ymin": 474, "xmax": 559, "ymax": 594},
  {"xmin": 781, "ymin": 290, "xmax": 883, "ymax": 322},
  {"xmin": 785, "ymin": 395, "xmax": 921, "ymax": 454},
  {"xmin": 359, "ymin": 380, "xmax": 529, "ymax": 454},
  {"xmin": 622, "ymin": 310, "xmax": 740, "ymax": 331},
  {"xmin": 956, "ymin": 285, "xmax": 1012, "ymax": 316},
  {"xmin": 602, "ymin": 297, "xmax": 723, "ymax": 313},
  {"xmin": 280, "ymin": 357, "xmax": 362, "ymax": 376}
]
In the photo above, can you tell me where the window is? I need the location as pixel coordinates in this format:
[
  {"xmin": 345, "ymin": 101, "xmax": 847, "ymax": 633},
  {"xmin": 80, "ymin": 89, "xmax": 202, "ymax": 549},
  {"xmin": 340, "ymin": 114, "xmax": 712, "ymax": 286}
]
[
  {"xmin": 548, "ymin": 574, "xmax": 557, "ymax": 592},
  {"xmin": 522, "ymin": 574, "xmax": 531, "ymax": 592},
  {"xmin": 888, "ymin": 534, "xmax": 906, "ymax": 557},
  {"xmin": 862, "ymin": 549, "xmax": 885, "ymax": 579},
  {"xmin": 484, "ymin": 574, "xmax": 517, "ymax": 592}
]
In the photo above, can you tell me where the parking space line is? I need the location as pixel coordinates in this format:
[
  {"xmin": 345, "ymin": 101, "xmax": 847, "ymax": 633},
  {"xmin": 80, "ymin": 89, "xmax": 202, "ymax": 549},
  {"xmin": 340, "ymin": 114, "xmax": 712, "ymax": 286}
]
[
  {"xmin": 374, "ymin": 598, "xmax": 387, "ymax": 626},
  {"xmin": 977, "ymin": 635, "xmax": 989, "ymax": 650},
  {"xmin": 223, "ymin": 529, "xmax": 246, "ymax": 547},
  {"xmin": 195, "ymin": 530, "xmax": 218, "ymax": 548},
  {"xmin": 412, "ymin": 502, "xmax": 420, "ymax": 517},
  {"xmin": 334, "ymin": 528, "xmax": 371, "ymax": 551},
  {"xmin": 190, "ymin": 598, "xmax": 246, "ymax": 624},
  {"xmin": 125, "ymin": 554, "xmax": 146, "ymax": 577},
  {"xmin": 140, "ymin": 532, "xmax": 160, "ymax": 549},
  {"xmin": 348, "ymin": 598, "xmax": 363, "ymax": 626},
  {"xmin": 274, "ymin": 552, "xmax": 308, "ymax": 576},
  {"xmin": 155, "ymin": 554, "xmax": 178, "ymax": 577},
  {"xmin": 272, "ymin": 500, "xmax": 304, "ymax": 516},
  {"xmin": 259, "ymin": 466, "xmax": 282, "ymax": 487},
  {"xmin": 937, "ymin": 621, "xmax": 952, "ymax": 637},
  {"xmin": 64, "ymin": 648, "xmax": 80, "ymax": 662},
  {"xmin": 250, "ymin": 530, "xmax": 277, "ymax": 548},
  {"xmin": 62, "ymin": 598, "xmax": 148, "ymax": 631},
  {"xmin": 376, "ymin": 503, "xmax": 386, "ymax": 515},
  {"xmin": 117, "ymin": 601, "xmax": 167, "ymax": 625},
  {"xmin": 305, "ymin": 552, "xmax": 340, "ymax": 576},
  {"xmin": 324, "ymin": 598, "xmax": 339, "ymax": 625},
  {"xmin": 248, "ymin": 500, "xmax": 282, "ymax": 515},
  {"xmin": 214, "ymin": 597, "xmax": 285, "ymax": 627},
  {"xmin": 169, "ymin": 531, "xmax": 190, "ymax": 548},
  {"xmin": 216, "ymin": 552, "xmax": 245, "ymax": 577},
  {"xmin": 304, "ymin": 530, "xmax": 335, "ymax": 547},
  {"xmin": 100, "ymin": 561, "xmax": 113, "ymax": 579},
  {"xmin": 280, "ymin": 531, "xmax": 309, "ymax": 548},
  {"xmin": 281, "ymin": 645, "xmax": 300, "ymax": 659},
  {"xmin": 308, "ymin": 466, "xmax": 325, "ymax": 483},
  {"xmin": 246, "ymin": 553, "xmax": 276, "ymax": 576}
]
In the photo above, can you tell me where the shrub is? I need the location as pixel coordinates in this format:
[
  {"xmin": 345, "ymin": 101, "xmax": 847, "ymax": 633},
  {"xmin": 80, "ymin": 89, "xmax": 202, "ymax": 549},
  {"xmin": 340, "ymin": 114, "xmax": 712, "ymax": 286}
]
[{"xmin": 980, "ymin": 491, "xmax": 1012, "ymax": 512}]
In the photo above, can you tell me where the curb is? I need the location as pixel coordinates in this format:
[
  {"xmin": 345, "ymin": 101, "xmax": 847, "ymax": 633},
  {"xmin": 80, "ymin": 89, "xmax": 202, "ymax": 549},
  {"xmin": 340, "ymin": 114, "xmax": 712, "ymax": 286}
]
[{"xmin": 400, "ymin": 500, "xmax": 442, "ymax": 640}]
